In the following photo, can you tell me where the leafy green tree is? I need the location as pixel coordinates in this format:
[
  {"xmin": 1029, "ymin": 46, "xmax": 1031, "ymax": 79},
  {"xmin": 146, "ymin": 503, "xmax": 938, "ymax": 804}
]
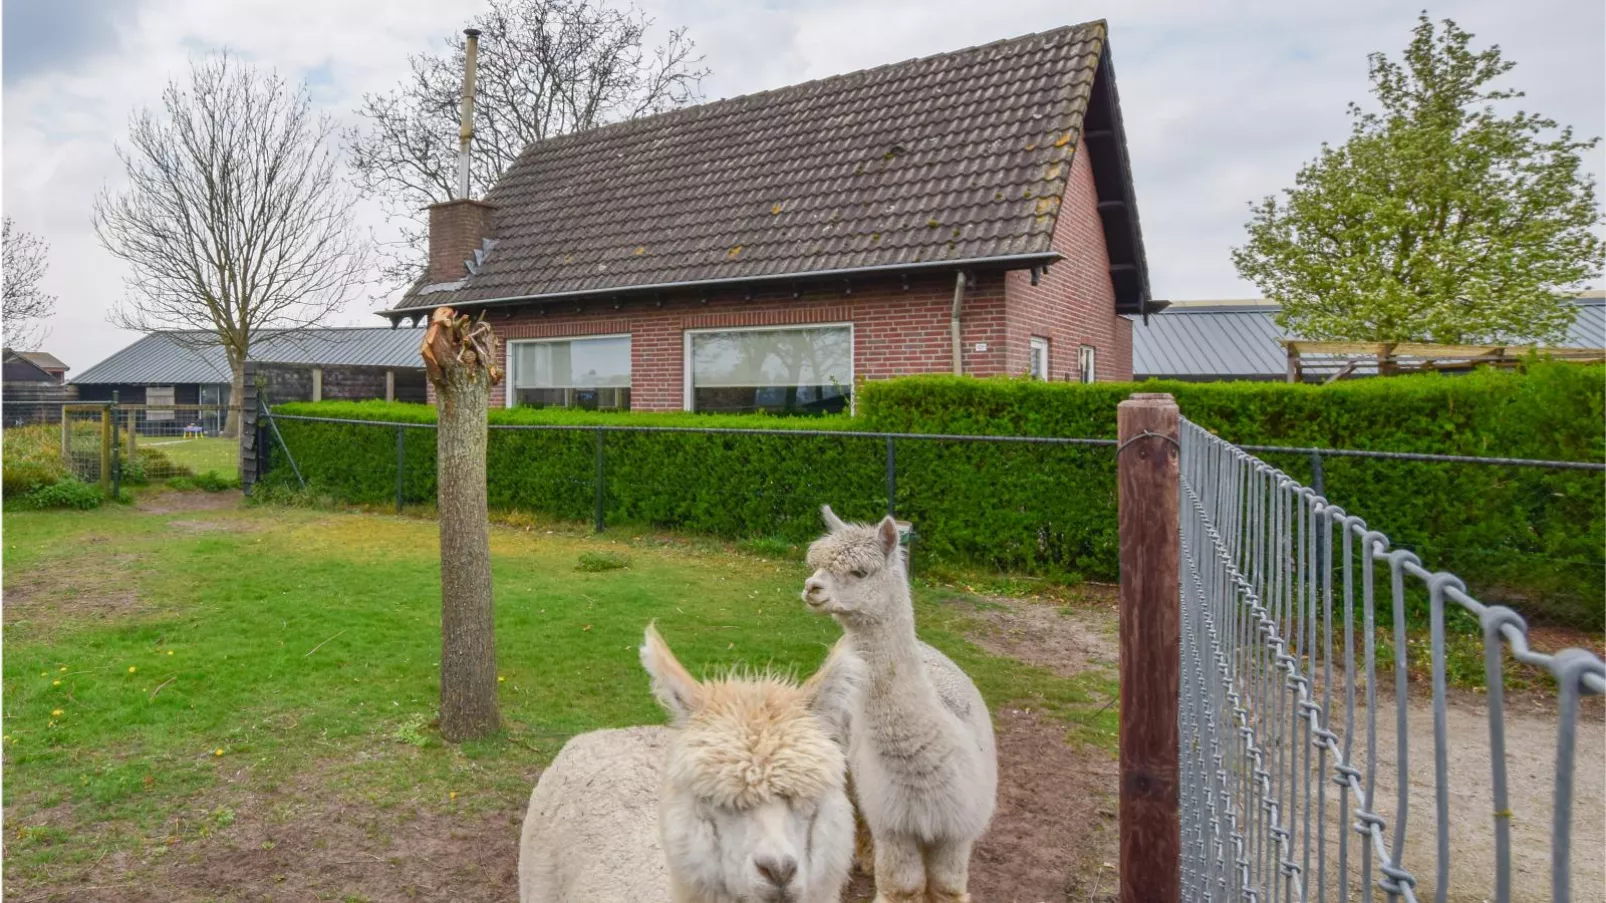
[{"xmin": 1233, "ymin": 14, "xmax": 1604, "ymax": 344}]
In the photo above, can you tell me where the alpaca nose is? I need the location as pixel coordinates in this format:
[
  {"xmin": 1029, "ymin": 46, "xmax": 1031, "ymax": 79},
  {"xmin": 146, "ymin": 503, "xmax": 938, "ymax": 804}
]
[
  {"xmin": 755, "ymin": 854, "xmax": 798, "ymax": 887},
  {"xmin": 803, "ymin": 575, "xmax": 825, "ymax": 598}
]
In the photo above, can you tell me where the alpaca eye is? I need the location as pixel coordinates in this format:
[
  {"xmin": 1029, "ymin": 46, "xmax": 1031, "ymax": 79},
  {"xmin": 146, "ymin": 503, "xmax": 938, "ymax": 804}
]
[{"xmin": 849, "ymin": 569, "xmax": 867, "ymax": 579}]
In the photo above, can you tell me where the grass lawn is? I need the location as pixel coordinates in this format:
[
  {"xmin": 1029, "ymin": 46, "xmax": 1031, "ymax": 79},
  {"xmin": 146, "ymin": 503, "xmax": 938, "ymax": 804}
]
[
  {"xmin": 2, "ymin": 495, "xmax": 1118, "ymax": 895},
  {"xmin": 138, "ymin": 436, "xmax": 238, "ymax": 477}
]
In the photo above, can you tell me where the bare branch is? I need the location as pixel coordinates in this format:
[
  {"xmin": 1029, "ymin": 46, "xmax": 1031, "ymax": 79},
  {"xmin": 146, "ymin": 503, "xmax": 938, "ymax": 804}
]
[
  {"xmin": 2, "ymin": 217, "xmax": 57, "ymax": 350},
  {"xmin": 345, "ymin": 0, "xmax": 708, "ymax": 287}
]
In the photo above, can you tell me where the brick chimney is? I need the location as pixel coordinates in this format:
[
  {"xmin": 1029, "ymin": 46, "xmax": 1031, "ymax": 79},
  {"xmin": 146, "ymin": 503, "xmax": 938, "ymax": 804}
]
[{"xmin": 426, "ymin": 198, "xmax": 495, "ymax": 285}]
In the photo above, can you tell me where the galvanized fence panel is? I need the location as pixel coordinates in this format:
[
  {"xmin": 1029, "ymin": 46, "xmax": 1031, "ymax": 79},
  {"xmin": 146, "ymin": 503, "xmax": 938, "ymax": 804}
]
[{"xmin": 1177, "ymin": 416, "xmax": 1605, "ymax": 903}]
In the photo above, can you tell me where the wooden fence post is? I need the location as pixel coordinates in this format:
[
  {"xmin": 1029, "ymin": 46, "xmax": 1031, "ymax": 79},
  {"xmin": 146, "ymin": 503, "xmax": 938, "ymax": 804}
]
[
  {"xmin": 99, "ymin": 404, "xmax": 113, "ymax": 497},
  {"xmin": 1117, "ymin": 392, "xmax": 1180, "ymax": 903}
]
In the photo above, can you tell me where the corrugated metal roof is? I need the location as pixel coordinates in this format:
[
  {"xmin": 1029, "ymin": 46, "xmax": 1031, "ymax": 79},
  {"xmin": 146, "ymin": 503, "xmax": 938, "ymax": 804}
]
[
  {"xmin": 73, "ymin": 328, "xmax": 427, "ymax": 385},
  {"xmin": 1133, "ymin": 297, "xmax": 1606, "ymax": 379}
]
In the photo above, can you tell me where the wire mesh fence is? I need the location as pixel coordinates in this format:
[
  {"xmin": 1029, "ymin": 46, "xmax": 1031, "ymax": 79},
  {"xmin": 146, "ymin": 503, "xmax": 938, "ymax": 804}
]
[
  {"xmin": 49, "ymin": 402, "xmax": 235, "ymax": 487},
  {"xmin": 1177, "ymin": 416, "xmax": 1605, "ymax": 903}
]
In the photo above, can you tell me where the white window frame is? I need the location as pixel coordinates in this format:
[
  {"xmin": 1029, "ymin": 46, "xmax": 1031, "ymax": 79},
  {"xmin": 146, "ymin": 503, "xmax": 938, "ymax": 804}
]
[
  {"xmin": 1079, "ymin": 344, "xmax": 1097, "ymax": 384},
  {"xmin": 682, "ymin": 322, "xmax": 855, "ymax": 413},
  {"xmin": 505, "ymin": 333, "xmax": 633, "ymax": 409},
  {"xmin": 1029, "ymin": 336, "xmax": 1051, "ymax": 381}
]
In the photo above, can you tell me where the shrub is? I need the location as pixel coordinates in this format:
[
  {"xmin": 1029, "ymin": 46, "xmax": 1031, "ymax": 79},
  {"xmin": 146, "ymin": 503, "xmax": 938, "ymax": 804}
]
[
  {"xmin": 167, "ymin": 471, "xmax": 237, "ymax": 492},
  {"xmin": 3, "ymin": 424, "xmax": 70, "ymax": 496},
  {"xmin": 3, "ymin": 459, "xmax": 63, "ymax": 497},
  {"xmin": 576, "ymin": 551, "xmax": 630, "ymax": 572},
  {"xmin": 261, "ymin": 364, "xmax": 1604, "ymax": 628},
  {"xmin": 16, "ymin": 477, "xmax": 104, "ymax": 510}
]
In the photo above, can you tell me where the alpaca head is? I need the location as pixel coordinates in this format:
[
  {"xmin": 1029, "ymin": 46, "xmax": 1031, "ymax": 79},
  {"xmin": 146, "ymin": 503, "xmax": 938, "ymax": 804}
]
[
  {"xmin": 640, "ymin": 624, "xmax": 860, "ymax": 903},
  {"xmin": 801, "ymin": 505, "xmax": 905, "ymax": 625}
]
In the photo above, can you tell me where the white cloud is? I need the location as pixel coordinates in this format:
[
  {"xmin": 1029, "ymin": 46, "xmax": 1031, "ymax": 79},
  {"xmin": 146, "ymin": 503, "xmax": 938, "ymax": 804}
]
[{"xmin": 4, "ymin": 0, "xmax": 1601, "ymax": 371}]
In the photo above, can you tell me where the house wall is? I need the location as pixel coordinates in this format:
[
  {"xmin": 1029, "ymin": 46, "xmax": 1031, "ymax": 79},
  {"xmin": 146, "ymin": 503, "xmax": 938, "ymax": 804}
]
[
  {"xmin": 473, "ymin": 271, "xmax": 1010, "ymax": 411},
  {"xmin": 1003, "ymin": 143, "xmax": 1133, "ymax": 382}
]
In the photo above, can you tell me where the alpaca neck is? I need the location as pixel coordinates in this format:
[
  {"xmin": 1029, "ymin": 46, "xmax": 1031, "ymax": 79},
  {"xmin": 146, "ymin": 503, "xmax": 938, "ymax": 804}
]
[{"xmin": 842, "ymin": 571, "xmax": 939, "ymax": 707}]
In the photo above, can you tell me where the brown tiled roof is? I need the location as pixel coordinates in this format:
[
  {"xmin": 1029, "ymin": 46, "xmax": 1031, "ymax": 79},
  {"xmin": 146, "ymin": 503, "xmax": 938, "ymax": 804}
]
[{"xmin": 394, "ymin": 21, "xmax": 1115, "ymax": 312}]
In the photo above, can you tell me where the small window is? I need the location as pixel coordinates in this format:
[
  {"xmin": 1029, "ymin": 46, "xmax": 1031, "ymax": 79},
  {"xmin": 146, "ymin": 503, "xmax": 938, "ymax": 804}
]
[
  {"xmin": 687, "ymin": 325, "xmax": 852, "ymax": 415},
  {"xmin": 147, "ymin": 385, "xmax": 175, "ymax": 421},
  {"xmin": 1029, "ymin": 337, "xmax": 1050, "ymax": 381},
  {"xmin": 1078, "ymin": 345, "xmax": 1097, "ymax": 384},
  {"xmin": 509, "ymin": 336, "xmax": 631, "ymax": 410}
]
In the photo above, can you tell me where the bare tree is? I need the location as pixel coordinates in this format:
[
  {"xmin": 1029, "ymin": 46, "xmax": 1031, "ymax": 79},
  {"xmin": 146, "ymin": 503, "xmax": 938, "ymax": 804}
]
[
  {"xmin": 95, "ymin": 54, "xmax": 370, "ymax": 438},
  {"xmin": 347, "ymin": 0, "xmax": 708, "ymax": 285},
  {"xmin": 2, "ymin": 217, "xmax": 57, "ymax": 350}
]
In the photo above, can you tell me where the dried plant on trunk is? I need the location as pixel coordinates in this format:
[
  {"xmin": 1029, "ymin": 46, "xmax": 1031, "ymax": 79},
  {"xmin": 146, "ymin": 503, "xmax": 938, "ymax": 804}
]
[
  {"xmin": 2, "ymin": 217, "xmax": 56, "ymax": 351},
  {"xmin": 346, "ymin": 0, "xmax": 708, "ymax": 287},
  {"xmin": 94, "ymin": 54, "xmax": 370, "ymax": 439},
  {"xmin": 422, "ymin": 306, "xmax": 503, "ymax": 741}
]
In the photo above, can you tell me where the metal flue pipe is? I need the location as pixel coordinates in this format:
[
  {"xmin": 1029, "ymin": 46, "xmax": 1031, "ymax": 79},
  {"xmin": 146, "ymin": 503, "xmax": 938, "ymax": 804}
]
[{"xmin": 457, "ymin": 28, "xmax": 481, "ymax": 200}]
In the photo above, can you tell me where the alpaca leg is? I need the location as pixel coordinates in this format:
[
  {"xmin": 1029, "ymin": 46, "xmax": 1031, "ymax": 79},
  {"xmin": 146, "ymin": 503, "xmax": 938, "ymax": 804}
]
[
  {"xmin": 922, "ymin": 837, "xmax": 973, "ymax": 903},
  {"xmin": 871, "ymin": 833, "xmax": 925, "ymax": 903}
]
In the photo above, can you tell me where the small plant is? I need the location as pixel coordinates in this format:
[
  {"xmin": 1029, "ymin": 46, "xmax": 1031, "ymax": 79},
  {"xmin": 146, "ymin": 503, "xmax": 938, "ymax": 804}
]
[
  {"xmin": 738, "ymin": 536, "xmax": 797, "ymax": 560},
  {"xmin": 169, "ymin": 471, "xmax": 238, "ymax": 492},
  {"xmin": 17, "ymin": 478, "xmax": 103, "ymax": 510},
  {"xmin": 576, "ymin": 550, "xmax": 629, "ymax": 572},
  {"xmin": 391, "ymin": 713, "xmax": 433, "ymax": 748}
]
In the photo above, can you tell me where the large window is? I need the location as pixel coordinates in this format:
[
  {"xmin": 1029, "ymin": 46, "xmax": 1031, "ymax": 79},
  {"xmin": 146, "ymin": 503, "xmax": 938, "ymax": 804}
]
[
  {"xmin": 686, "ymin": 325, "xmax": 852, "ymax": 414},
  {"xmin": 508, "ymin": 336, "xmax": 631, "ymax": 410}
]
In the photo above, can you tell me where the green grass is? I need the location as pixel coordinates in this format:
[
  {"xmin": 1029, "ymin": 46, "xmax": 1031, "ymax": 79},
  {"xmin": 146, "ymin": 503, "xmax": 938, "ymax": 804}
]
[
  {"xmin": 138, "ymin": 436, "xmax": 237, "ymax": 478},
  {"xmin": 1, "ymin": 501, "xmax": 1113, "ymax": 886}
]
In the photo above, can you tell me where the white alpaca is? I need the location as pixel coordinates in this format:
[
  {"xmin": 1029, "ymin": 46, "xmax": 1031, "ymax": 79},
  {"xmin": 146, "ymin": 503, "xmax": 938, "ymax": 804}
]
[
  {"xmin": 518, "ymin": 624, "xmax": 863, "ymax": 903},
  {"xmin": 802, "ymin": 506, "xmax": 997, "ymax": 903}
]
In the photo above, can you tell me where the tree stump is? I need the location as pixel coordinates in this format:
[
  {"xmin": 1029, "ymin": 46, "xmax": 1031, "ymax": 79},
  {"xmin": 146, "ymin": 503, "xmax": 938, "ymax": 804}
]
[{"xmin": 421, "ymin": 307, "xmax": 502, "ymax": 741}]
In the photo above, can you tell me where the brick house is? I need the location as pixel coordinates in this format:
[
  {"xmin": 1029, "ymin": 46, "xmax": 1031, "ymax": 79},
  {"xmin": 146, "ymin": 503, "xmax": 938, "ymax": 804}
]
[{"xmin": 381, "ymin": 21, "xmax": 1154, "ymax": 413}]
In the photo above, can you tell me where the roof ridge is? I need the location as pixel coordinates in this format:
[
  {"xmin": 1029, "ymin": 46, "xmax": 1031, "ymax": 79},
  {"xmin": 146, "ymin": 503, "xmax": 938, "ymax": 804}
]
[{"xmin": 492, "ymin": 21, "xmax": 1106, "ymax": 166}]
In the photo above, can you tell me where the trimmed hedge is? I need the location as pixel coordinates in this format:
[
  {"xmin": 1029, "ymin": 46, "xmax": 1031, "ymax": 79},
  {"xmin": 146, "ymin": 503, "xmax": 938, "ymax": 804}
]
[
  {"xmin": 262, "ymin": 363, "xmax": 1604, "ymax": 628},
  {"xmin": 858, "ymin": 363, "xmax": 1604, "ymax": 628}
]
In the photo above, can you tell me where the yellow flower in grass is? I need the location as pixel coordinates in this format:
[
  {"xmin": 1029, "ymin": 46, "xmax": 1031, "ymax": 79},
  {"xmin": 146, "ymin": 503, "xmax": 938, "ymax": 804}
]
[
  {"xmin": 51, "ymin": 709, "xmax": 63, "ymax": 717},
  {"xmin": 52, "ymin": 680, "xmax": 61, "ymax": 687},
  {"xmin": 498, "ymin": 676, "xmax": 506, "ymax": 683},
  {"xmin": 128, "ymin": 666, "xmax": 138, "ymax": 674},
  {"xmin": 214, "ymin": 748, "xmax": 224, "ymax": 757}
]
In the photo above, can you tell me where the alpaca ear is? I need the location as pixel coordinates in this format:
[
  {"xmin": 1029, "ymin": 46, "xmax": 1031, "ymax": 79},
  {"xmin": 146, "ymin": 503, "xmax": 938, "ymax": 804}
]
[
  {"xmin": 801, "ymin": 638, "xmax": 864, "ymax": 747},
  {"xmin": 876, "ymin": 515, "xmax": 901, "ymax": 557},
  {"xmin": 821, "ymin": 504, "xmax": 848, "ymax": 533},
  {"xmin": 640, "ymin": 622, "xmax": 701, "ymax": 720}
]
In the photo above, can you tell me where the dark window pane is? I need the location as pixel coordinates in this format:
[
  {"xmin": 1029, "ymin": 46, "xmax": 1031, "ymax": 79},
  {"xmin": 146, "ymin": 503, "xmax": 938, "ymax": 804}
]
[{"xmin": 692, "ymin": 384, "xmax": 848, "ymax": 415}]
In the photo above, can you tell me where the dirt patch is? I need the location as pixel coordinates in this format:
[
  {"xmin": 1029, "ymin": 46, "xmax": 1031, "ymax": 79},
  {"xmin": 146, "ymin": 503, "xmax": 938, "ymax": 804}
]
[
  {"xmin": 136, "ymin": 491, "xmax": 241, "ymax": 515},
  {"xmin": 965, "ymin": 592, "xmax": 1118, "ymax": 681},
  {"xmin": 2, "ymin": 552, "xmax": 146, "ymax": 626},
  {"xmin": 165, "ymin": 518, "xmax": 257, "ymax": 533}
]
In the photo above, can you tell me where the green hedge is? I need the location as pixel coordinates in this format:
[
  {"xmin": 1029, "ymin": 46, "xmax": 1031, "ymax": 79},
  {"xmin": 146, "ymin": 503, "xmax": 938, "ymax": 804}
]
[
  {"xmin": 859, "ymin": 363, "xmax": 1605, "ymax": 628},
  {"xmin": 262, "ymin": 363, "xmax": 1604, "ymax": 628}
]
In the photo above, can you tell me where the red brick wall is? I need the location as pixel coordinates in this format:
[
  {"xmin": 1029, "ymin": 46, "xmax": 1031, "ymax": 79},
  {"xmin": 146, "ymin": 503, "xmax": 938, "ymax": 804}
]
[
  {"xmin": 1002, "ymin": 144, "xmax": 1133, "ymax": 382},
  {"xmin": 458, "ymin": 271, "xmax": 1009, "ymax": 411}
]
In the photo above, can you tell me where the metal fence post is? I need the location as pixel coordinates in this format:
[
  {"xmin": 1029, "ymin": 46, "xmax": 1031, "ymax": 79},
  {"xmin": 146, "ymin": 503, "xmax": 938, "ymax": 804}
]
[
  {"xmin": 60, "ymin": 407, "xmax": 71, "ymax": 462},
  {"xmin": 885, "ymin": 436, "xmax": 896, "ymax": 519},
  {"xmin": 593, "ymin": 428, "xmax": 606, "ymax": 532},
  {"xmin": 1117, "ymin": 392, "xmax": 1181, "ymax": 903},
  {"xmin": 396, "ymin": 425, "xmax": 406, "ymax": 514},
  {"xmin": 1310, "ymin": 449, "xmax": 1325, "ymax": 499}
]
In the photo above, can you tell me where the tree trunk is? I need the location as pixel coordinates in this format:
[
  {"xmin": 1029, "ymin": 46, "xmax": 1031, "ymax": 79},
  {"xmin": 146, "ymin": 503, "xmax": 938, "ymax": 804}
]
[
  {"xmin": 424, "ymin": 308, "xmax": 501, "ymax": 741},
  {"xmin": 223, "ymin": 352, "xmax": 246, "ymax": 439}
]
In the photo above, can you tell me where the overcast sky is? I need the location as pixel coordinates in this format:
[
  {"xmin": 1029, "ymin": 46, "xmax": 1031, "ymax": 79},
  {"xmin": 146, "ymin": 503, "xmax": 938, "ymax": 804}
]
[{"xmin": 4, "ymin": 0, "xmax": 1603, "ymax": 372}]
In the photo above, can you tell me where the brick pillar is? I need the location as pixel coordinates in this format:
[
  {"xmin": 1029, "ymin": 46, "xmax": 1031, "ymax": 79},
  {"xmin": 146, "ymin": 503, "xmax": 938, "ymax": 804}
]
[{"xmin": 427, "ymin": 199, "xmax": 496, "ymax": 285}]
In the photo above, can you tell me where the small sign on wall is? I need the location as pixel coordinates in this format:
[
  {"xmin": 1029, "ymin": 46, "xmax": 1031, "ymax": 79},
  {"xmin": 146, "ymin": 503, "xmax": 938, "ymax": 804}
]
[{"xmin": 974, "ymin": 342, "xmax": 988, "ymax": 352}]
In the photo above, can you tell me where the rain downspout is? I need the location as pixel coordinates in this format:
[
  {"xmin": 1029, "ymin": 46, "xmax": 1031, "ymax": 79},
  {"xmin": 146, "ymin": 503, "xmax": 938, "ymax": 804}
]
[{"xmin": 950, "ymin": 271, "xmax": 967, "ymax": 375}]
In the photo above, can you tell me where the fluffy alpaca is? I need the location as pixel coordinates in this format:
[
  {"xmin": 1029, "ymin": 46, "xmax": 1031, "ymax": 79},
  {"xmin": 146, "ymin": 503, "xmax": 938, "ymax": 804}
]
[
  {"xmin": 802, "ymin": 507, "xmax": 997, "ymax": 903},
  {"xmin": 518, "ymin": 624, "xmax": 863, "ymax": 903}
]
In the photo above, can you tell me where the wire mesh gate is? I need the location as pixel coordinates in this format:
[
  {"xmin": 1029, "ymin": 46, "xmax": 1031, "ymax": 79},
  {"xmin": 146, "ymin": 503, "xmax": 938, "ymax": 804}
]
[{"xmin": 1175, "ymin": 415, "xmax": 1605, "ymax": 903}]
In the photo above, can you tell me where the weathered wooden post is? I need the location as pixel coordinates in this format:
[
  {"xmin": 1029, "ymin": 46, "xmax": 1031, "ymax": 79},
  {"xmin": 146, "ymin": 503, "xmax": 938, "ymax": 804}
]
[
  {"xmin": 1116, "ymin": 392, "xmax": 1180, "ymax": 903},
  {"xmin": 422, "ymin": 306, "xmax": 502, "ymax": 742},
  {"xmin": 98, "ymin": 403, "xmax": 113, "ymax": 497}
]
